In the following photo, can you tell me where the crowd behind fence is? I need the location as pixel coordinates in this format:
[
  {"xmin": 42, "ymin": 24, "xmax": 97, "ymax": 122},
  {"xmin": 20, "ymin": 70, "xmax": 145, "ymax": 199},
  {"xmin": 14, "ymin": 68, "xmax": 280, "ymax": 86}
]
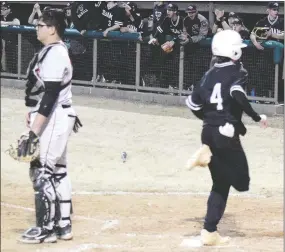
[{"xmin": 1, "ymin": 25, "xmax": 284, "ymax": 104}]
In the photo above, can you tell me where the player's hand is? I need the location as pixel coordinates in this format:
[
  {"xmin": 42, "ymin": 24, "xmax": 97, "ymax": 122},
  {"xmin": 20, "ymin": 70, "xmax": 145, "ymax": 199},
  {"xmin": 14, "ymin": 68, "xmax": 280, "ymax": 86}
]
[
  {"xmin": 103, "ymin": 29, "xmax": 109, "ymax": 37},
  {"xmin": 25, "ymin": 112, "xmax": 31, "ymax": 128},
  {"xmin": 215, "ymin": 9, "xmax": 224, "ymax": 21},
  {"xmin": 254, "ymin": 42, "xmax": 264, "ymax": 50},
  {"xmin": 148, "ymin": 38, "xmax": 158, "ymax": 45},
  {"xmin": 259, "ymin": 114, "xmax": 268, "ymax": 128},
  {"xmin": 80, "ymin": 30, "xmax": 87, "ymax": 36},
  {"xmin": 265, "ymin": 29, "xmax": 272, "ymax": 39}
]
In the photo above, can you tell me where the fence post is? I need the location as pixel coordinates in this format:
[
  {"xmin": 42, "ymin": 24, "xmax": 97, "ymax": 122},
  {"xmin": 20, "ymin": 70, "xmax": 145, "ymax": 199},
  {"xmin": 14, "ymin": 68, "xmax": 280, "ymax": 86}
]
[
  {"xmin": 209, "ymin": 2, "xmax": 215, "ymax": 29},
  {"xmin": 135, "ymin": 42, "xmax": 141, "ymax": 91},
  {"xmin": 274, "ymin": 64, "xmax": 279, "ymax": 104},
  {"xmin": 178, "ymin": 46, "xmax": 184, "ymax": 96},
  {"xmin": 17, "ymin": 33, "xmax": 22, "ymax": 79},
  {"xmin": 92, "ymin": 39, "xmax": 98, "ymax": 87}
]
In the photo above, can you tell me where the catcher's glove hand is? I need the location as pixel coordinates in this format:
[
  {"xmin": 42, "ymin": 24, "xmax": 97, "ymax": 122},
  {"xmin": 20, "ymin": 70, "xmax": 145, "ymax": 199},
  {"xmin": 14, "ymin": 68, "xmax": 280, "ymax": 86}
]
[
  {"xmin": 161, "ymin": 41, "xmax": 174, "ymax": 53},
  {"xmin": 6, "ymin": 131, "xmax": 40, "ymax": 163}
]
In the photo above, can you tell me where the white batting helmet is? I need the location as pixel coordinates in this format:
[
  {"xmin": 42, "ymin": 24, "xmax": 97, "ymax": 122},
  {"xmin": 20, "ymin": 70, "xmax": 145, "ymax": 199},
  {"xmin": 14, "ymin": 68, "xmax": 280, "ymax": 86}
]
[{"xmin": 211, "ymin": 30, "xmax": 247, "ymax": 61}]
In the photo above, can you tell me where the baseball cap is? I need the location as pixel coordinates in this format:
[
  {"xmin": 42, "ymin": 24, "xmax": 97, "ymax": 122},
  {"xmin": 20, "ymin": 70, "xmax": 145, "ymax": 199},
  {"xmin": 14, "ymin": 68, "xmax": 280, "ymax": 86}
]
[
  {"xmin": 228, "ymin": 12, "xmax": 238, "ymax": 18},
  {"xmin": 167, "ymin": 3, "xmax": 178, "ymax": 12},
  {"xmin": 186, "ymin": 4, "xmax": 197, "ymax": 13},
  {"xmin": 267, "ymin": 2, "xmax": 279, "ymax": 9}
]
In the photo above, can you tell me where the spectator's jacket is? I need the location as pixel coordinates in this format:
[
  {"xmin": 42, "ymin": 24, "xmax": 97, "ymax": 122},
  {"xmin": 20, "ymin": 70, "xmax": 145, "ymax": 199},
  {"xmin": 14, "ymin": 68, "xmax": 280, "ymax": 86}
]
[
  {"xmin": 252, "ymin": 15, "xmax": 284, "ymax": 41},
  {"xmin": 153, "ymin": 15, "xmax": 183, "ymax": 40},
  {"xmin": 100, "ymin": 3, "xmax": 125, "ymax": 31},
  {"xmin": 152, "ymin": 3, "xmax": 167, "ymax": 35},
  {"xmin": 183, "ymin": 14, "xmax": 209, "ymax": 43}
]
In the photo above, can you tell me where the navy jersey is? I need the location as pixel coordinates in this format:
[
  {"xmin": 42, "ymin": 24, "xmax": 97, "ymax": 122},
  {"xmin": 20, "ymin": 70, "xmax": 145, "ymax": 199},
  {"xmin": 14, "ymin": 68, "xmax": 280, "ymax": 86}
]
[
  {"xmin": 152, "ymin": 3, "xmax": 167, "ymax": 34},
  {"xmin": 252, "ymin": 15, "xmax": 284, "ymax": 41},
  {"xmin": 100, "ymin": 4, "xmax": 125, "ymax": 30},
  {"xmin": 154, "ymin": 15, "xmax": 183, "ymax": 39},
  {"xmin": 186, "ymin": 61, "xmax": 249, "ymax": 127},
  {"xmin": 123, "ymin": 13, "xmax": 143, "ymax": 33}
]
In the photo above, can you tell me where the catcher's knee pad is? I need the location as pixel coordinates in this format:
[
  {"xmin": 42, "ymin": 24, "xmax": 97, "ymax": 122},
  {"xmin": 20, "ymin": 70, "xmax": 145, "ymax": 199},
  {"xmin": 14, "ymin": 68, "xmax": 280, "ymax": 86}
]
[
  {"xmin": 30, "ymin": 166, "xmax": 56, "ymax": 229},
  {"xmin": 53, "ymin": 165, "xmax": 72, "ymax": 228}
]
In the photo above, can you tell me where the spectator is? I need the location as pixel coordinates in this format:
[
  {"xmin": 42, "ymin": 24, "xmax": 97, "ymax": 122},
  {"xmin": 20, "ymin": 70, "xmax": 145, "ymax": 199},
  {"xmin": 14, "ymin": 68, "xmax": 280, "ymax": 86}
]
[
  {"xmin": 63, "ymin": 2, "xmax": 73, "ymax": 28},
  {"xmin": 250, "ymin": 2, "xmax": 284, "ymax": 50},
  {"xmin": 70, "ymin": 1, "xmax": 104, "ymax": 35},
  {"xmin": 181, "ymin": 4, "xmax": 209, "ymax": 46},
  {"xmin": 1, "ymin": 2, "xmax": 20, "ymax": 25},
  {"xmin": 232, "ymin": 17, "xmax": 250, "ymax": 40},
  {"xmin": 151, "ymin": 1, "xmax": 167, "ymax": 37},
  {"xmin": 100, "ymin": 1, "xmax": 125, "ymax": 37},
  {"xmin": 150, "ymin": 3, "xmax": 183, "ymax": 48},
  {"xmin": 212, "ymin": 10, "xmax": 238, "ymax": 34},
  {"xmin": 147, "ymin": 3, "xmax": 182, "ymax": 90},
  {"xmin": 28, "ymin": 3, "xmax": 42, "ymax": 26},
  {"xmin": 120, "ymin": 2, "xmax": 143, "ymax": 38},
  {"xmin": 1, "ymin": 2, "xmax": 20, "ymax": 73}
]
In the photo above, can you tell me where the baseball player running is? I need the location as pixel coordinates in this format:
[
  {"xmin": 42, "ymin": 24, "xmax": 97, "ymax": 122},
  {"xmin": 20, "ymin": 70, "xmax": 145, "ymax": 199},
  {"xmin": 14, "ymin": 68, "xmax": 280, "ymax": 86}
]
[
  {"xmin": 185, "ymin": 30, "xmax": 268, "ymax": 246},
  {"xmin": 19, "ymin": 9, "xmax": 82, "ymax": 244}
]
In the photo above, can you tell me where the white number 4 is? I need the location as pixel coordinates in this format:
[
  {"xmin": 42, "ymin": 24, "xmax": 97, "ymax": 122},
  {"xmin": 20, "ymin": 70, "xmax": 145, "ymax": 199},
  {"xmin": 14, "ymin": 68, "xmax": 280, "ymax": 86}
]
[{"xmin": 210, "ymin": 83, "xmax": 223, "ymax": 110}]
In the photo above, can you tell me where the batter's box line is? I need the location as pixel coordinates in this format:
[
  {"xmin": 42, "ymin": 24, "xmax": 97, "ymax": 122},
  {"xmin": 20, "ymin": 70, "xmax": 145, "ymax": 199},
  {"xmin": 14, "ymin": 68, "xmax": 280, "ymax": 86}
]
[{"xmin": 72, "ymin": 190, "xmax": 278, "ymax": 199}]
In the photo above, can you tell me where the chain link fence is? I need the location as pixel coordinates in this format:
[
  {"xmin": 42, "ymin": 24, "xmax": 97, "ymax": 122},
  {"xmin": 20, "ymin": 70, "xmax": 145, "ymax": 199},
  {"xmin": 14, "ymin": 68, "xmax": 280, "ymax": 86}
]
[{"xmin": 1, "ymin": 28, "xmax": 283, "ymax": 104}]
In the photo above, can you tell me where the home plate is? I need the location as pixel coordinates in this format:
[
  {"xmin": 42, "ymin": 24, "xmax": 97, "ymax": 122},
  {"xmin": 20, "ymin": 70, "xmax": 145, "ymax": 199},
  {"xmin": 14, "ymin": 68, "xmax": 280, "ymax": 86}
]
[{"xmin": 180, "ymin": 236, "xmax": 203, "ymax": 248}]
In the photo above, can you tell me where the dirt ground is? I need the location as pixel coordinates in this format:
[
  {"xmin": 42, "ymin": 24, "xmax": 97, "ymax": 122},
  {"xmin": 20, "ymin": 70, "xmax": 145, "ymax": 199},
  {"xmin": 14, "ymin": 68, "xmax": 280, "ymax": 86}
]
[{"xmin": 1, "ymin": 87, "xmax": 283, "ymax": 252}]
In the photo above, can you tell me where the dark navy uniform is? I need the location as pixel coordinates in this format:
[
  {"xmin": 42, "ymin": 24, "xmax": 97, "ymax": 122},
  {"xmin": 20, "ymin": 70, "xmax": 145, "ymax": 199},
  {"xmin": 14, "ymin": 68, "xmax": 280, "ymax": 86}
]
[
  {"xmin": 100, "ymin": 3, "xmax": 125, "ymax": 30},
  {"xmin": 152, "ymin": 3, "xmax": 167, "ymax": 35},
  {"xmin": 186, "ymin": 61, "xmax": 264, "ymax": 232},
  {"xmin": 252, "ymin": 16, "xmax": 284, "ymax": 41}
]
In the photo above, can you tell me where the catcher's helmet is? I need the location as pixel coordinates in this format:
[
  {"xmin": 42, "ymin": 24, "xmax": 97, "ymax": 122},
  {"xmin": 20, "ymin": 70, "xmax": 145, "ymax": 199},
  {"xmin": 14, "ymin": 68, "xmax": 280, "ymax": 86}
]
[{"xmin": 211, "ymin": 30, "xmax": 247, "ymax": 61}]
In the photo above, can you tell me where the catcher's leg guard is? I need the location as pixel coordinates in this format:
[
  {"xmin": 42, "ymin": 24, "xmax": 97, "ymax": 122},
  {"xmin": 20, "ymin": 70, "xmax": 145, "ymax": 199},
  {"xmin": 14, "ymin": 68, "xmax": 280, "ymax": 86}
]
[
  {"xmin": 186, "ymin": 144, "xmax": 212, "ymax": 170},
  {"xmin": 53, "ymin": 163, "xmax": 73, "ymax": 240},
  {"xmin": 29, "ymin": 160, "xmax": 56, "ymax": 230}
]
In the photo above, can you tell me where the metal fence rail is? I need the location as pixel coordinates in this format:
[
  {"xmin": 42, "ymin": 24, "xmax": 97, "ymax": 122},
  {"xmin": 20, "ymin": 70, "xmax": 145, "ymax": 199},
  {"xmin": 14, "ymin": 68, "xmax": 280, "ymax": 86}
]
[{"xmin": 1, "ymin": 26, "xmax": 284, "ymax": 104}]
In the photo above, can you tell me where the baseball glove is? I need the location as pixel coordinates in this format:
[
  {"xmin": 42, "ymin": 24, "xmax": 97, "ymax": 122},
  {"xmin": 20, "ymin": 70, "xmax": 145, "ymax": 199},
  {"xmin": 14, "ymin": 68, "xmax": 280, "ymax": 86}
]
[
  {"xmin": 185, "ymin": 144, "xmax": 212, "ymax": 170},
  {"xmin": 161, "ymin": 41, "xmax": 174, "ymax": 53},
  {"xmin": 6, "ymin": 131, "xmax": 40, "ymax": 163},
  {"xmin": 251, "ymin": 27, "xmax": 270, "ymax": 40}
]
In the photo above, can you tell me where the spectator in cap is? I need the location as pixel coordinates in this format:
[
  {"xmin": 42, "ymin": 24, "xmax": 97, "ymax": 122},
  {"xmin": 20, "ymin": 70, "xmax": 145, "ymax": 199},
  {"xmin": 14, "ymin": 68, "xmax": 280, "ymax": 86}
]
[
  {"xmin": 151, "ymin": 1, "xmax": 167, "ymax": 37},
  {"xmin": 250, "ymin": 1, "xmax": 284, "ymax": 50},
  {"xmin": 181, "ymin": 4, "xmax": 209, "ymax": 45},
  {"xmin": 232, "ymin": 17, "xmax": 250, "ymax": 40},
  {"xmin": 1, "ymin": 2, "xmax": 20, "ymax": 26}
]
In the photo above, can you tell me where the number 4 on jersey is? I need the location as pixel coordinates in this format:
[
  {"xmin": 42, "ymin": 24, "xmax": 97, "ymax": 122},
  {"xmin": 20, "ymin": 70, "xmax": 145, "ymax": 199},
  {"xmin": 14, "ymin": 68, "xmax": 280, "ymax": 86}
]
[{"xmin": 210, "ymin": 83, "xmax": 223, "ymax": 110}]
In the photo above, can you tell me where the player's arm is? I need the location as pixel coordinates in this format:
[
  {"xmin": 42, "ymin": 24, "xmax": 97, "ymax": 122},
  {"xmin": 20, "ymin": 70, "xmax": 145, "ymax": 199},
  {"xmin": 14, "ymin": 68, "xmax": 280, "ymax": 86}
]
[
  {"xmin": 185, "ymin": 82, "xmax": 204, "ymax": 120},
  {"xmin": 31, "ymin": 47, "xmax": 66, "ymax": 136},
  {"xmin": 230, "ymin": 69, "xmax": 261, "ymax": 122},
  {"xmin": 1, "ymin": 18, "xmax": 20, "ymax": 26},
  {"xmin": 270, "ymin": 31, "xmax": 284, "ymax": 40},
  {"xmin": 153, "ymin": 16, "xmax": 168, "ymax": 39}
]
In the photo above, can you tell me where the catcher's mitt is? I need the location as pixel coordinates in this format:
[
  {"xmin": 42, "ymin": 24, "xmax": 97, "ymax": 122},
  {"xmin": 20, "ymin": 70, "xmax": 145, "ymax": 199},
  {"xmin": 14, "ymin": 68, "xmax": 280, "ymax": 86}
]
[
  {"xmin": 6, "ymin": 131, "xmax": 40, "ymax": 163},
  {"xmin": 251, "ymin": 27, "xmax": 270, "ymax": 40},
  {"xmin": 161, "ymin": 41, "xmax": 174, "ymax": 53}
]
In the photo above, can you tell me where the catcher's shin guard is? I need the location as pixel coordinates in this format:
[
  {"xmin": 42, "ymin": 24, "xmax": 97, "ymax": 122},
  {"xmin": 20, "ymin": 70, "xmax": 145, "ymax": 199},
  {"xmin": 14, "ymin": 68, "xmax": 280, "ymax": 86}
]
[
  {"xmin": 186, "ymin": 144, "xmax": 212, "ymax": 170},
  {"xmin": 29, "ymin": 162, "xmax": 56, "ymax": 230},
  {"xmin": 53, "ymin": 166, "xmax": 72, "ymax": 234}
]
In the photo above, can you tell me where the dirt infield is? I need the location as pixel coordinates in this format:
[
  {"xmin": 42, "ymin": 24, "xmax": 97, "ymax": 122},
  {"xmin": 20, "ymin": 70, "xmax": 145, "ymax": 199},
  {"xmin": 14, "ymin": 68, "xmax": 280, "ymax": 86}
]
[{"xmin": 1, "ymin": 87, "xmax": 283, "ymax": 252}]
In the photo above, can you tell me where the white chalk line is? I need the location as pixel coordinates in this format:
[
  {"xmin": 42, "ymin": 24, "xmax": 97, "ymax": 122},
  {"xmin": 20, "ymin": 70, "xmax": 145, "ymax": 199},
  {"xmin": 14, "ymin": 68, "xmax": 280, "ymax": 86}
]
[{"xmin": 72, "ymin": 190, "xmax": 278, "ymax": 199}]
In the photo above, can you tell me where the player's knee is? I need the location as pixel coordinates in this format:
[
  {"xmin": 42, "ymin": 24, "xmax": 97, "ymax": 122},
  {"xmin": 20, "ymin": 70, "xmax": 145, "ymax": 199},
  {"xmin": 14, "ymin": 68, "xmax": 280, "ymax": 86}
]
[{"xmin": 232, "ymin": 179, "xmax": 250, "ymax": 192}]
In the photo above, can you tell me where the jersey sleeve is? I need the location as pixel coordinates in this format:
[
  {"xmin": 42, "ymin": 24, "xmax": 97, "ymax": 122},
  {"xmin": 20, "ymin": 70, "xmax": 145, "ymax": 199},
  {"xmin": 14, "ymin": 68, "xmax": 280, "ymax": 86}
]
[
  {"xmin": 185, "ymin": 86, "xmax": 203, "ymax": 111},
  {"xmin": 41, "ymin": 46, "xmax": 69, "ymax": 82},
  {"xmin": 229, "ymin": 65, "xmax": 248, "ymax": 97}
]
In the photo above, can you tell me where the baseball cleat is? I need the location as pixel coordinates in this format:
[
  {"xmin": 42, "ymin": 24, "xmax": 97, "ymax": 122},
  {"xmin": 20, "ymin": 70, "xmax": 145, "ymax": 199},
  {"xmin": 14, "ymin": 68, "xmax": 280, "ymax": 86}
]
[
  {"xmin": 18, "ymin": 227, "xmax": 57, "ymax": 244},
  {"xmin": 55, "ymin": 224, "xmax": 73, "ymax": 240},
  {"xmin": 200, "ymin": 229, "xmax": 230, "ymax": 246},
  {"xmin": 186, "ymin": 144, "xmax": 212, "ymax": 170}
]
